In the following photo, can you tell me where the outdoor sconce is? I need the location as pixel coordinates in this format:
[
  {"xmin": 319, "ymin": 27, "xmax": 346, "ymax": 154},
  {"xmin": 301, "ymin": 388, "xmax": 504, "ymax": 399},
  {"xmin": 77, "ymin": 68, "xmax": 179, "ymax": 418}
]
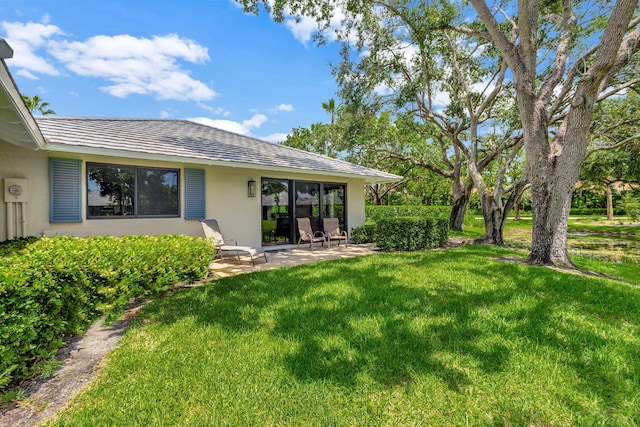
[{"xmin": 248, "ymin": 180, "xmax": 256, "ymax": 197}]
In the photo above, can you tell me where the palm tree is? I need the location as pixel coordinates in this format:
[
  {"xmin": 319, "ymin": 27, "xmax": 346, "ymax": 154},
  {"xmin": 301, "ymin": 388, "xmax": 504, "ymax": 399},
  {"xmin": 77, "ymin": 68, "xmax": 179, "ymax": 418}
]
[
  {"xmin": 320, "ymin": 98, "xmax": 338, "ymax": 157},
  {"xmin": 22, "ymin": 94, "xmax": 56, "ymax": 115},
  {"xmin": 321, "ymin": 98, "xmax": 336, "ymax": 126}
]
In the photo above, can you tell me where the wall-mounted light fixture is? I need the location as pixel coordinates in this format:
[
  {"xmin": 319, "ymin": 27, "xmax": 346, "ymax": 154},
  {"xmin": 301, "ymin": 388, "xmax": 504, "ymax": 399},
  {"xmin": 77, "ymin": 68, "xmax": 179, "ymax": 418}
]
[{"xmin": 248, "ymin": 179, "xmax": 256, "ymax": 198}]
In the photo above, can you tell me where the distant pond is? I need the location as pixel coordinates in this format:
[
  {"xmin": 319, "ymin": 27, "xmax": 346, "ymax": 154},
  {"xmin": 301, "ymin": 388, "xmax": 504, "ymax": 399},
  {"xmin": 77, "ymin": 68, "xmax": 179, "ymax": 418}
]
[
  {"xmin": 567, "ymin": 232, "xmax": 640, "ymax": 264},
  {"xmin": 505, "ymin": 229, "xmax": 640, "ymax": 265}
]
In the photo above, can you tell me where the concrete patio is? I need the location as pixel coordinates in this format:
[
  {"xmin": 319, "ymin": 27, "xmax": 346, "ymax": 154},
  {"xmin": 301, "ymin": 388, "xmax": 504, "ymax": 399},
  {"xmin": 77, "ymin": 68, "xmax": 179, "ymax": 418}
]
[{"xmin": 208, "ymin": 243, "xmax": 378, "ymax": 278}]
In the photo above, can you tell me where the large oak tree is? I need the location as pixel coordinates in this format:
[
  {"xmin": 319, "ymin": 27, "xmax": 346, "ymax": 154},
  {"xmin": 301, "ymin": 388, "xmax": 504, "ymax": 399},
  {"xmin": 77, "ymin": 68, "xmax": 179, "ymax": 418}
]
[{"xmin": 467, "ymin": 0, "xmax": 639, "ymax": 265}]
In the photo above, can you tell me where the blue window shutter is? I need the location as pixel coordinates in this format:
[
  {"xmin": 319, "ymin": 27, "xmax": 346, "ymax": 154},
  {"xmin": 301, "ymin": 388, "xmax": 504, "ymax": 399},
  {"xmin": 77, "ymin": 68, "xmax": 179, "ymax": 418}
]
[
  {"xmin": 184, "ymin": 168, "xmax": 205, "ymax": 220},
  {"xmin": 50, "ymin": 158, "xmax": 82, "ymax": 223}
]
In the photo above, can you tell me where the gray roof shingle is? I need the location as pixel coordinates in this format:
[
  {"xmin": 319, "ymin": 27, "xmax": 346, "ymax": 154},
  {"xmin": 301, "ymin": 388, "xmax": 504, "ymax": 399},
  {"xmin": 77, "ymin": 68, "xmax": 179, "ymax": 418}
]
[{"xmin": 35, "ymin": 117, "xmax": 400, "ymax": 182}]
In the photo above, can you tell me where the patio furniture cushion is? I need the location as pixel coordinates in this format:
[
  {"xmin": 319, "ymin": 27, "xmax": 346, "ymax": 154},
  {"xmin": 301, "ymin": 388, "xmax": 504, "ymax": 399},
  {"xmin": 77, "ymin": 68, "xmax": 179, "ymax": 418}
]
[{"xmin": 200, "ymin": 219, "xmax": 267, "ymax": 266}]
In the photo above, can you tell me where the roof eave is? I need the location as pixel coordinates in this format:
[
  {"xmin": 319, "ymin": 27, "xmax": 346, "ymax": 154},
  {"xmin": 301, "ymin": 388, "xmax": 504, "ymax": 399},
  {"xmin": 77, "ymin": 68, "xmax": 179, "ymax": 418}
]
[{"xmin": 0, "ymin": 52, "xmax": 47, "ymax": 150}]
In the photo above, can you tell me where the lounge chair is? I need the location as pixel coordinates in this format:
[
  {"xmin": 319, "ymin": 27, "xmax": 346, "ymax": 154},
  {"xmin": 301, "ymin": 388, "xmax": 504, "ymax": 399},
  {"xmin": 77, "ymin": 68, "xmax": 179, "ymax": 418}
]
[
  {"xmin": 296, "ymin": 217, "xmax": 326, "ymax": 251},
  {"xmin": 200, "ymin": 219, "xmax": 267, "ymax": 266},
  {"xmin": 323, "ymin": 217, "xmax": 348, "ymax": 248}
]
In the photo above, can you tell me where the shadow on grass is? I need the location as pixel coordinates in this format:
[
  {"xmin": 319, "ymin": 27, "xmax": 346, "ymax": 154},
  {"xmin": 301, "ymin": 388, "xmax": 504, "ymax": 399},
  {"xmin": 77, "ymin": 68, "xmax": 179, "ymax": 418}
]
[{"xmin": 141, "ymin": 245, "xmax": 640, "ymax": 410}]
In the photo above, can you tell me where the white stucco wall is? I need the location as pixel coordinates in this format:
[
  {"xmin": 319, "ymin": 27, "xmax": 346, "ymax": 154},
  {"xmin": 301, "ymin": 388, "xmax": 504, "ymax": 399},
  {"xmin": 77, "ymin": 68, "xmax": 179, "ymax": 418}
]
[
  {"xmin": 0, "ymin": 142, "xmax": 50, "ymax": 242},
  {"xmin": 0, "ymin": 141, "xmax": 367, "ymax": 246}
]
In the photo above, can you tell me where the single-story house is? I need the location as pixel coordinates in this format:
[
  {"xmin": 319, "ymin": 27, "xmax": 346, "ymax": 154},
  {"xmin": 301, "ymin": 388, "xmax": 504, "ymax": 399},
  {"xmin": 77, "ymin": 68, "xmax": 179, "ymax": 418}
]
[{"xmin": 0, "ymin": 40, "xmax": 400, "ymax": 247}]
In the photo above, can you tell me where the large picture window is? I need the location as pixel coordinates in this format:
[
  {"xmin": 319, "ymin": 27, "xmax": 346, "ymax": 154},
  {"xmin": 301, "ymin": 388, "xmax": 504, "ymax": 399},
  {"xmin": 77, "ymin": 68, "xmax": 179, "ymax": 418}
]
[{"xmin": 87, "ymin": 163, "xmax": 179, "ymax": 218}]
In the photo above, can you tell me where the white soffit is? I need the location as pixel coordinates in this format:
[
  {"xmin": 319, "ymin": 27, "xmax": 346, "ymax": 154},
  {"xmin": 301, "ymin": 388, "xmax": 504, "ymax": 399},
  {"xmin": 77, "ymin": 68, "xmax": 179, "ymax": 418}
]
[{"xmin": 0, "ymin": 40, "xmax": 46, "ymax": 150}]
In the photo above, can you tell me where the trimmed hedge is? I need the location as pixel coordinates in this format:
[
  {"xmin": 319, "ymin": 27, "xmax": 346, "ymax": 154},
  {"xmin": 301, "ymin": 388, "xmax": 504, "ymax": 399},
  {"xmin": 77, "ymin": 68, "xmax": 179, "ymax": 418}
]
[
  {"xmin": 350, "ymin": 223, "xmax": 377, "ymax": 244},
  {"xmin": 569, "ymin": 208, "xmax": 626, "ymax": 216},
  {"xmin": 0, "ymin": 235, "xmax": 214, "ymax": 390},
  {"xmin": 353, "ymin": 206, "xmax": 450, "ymax": 249},
  {"xmin": 376, "ymin": 217, "xmax": 449, "ymax": 251},
  {"xmin": 365, "ymin": 205, "xmax": 450, "ymax": 222}
]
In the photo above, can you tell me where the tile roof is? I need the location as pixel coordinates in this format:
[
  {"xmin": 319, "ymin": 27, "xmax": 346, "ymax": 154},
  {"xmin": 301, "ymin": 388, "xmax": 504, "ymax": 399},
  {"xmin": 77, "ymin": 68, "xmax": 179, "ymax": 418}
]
[{"xmin": 35, "ymin": 117, "xmax": 401, "ymax": 182}]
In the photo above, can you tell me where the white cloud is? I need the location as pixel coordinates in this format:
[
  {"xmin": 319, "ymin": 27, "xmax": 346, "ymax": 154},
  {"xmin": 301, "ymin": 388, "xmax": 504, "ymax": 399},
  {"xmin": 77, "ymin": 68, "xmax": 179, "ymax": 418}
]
[
  {"xmin": 262, "ymin": 133, "xmax": 289, "ymax": 143},
  {"xmin": 1, "ymin": 18, "xmax": 216, "ymax": 102},
  {"xmin": 373, "ymin": 82, "xmax": 394, "ymax": 96},
  {"xmin": 160, "ymin": 109, "xmax": 174, "ymax": 119},
  {"xmin": 198, "ymin": 103, "xmax": 230, "ymax": 116},
  {"xmin": 268, "ymin": 103, "xmax": 294, "ymax": 113},
  {"xmin": 283, "ymin": 6, "xmax": 355, "ymax": 45},
  {"xmin": 284, "ymin": 15, "xmax": 318, "ymax": 45},
  {"xmin": 1, "ymin": 20, "xmax": 63, "ymax": 76},
  {"xmin": 187, "ymin": 113, "xmax": 268, "ymax": 136},
  {"xmin": 15, "ymin": 69, "xmax": 39, "ymax": 80},
  {"xmin": 244, "ymin": 113, "xmax": 268, "ymax": 128},
  {"xmin": 49, "ymin": 33, "xmax": 216, "ymax": 101},
  {"xmin": 275, "ymin": 103, "xmax": 294, "ymax": 112}
]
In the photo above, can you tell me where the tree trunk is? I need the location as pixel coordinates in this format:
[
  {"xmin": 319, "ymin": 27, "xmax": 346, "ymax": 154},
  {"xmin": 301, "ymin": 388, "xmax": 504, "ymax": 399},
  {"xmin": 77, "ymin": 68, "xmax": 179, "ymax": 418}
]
[
  {"xmin": 502, "ymin": 178, "xmax": 529, "ymax": 232},
  {"xmin": 449, "ymin": 193, "xmax": 467, "ymax": 231},
  {"xmin": 467, "ymin": 159, "xmax": 521, "ymax": 246},
  {"xmin": 477, "ymin": 191, "xmax": 505, "ymax": 245},
  {"xmin": 367, "ymin": 184, "xmax": 383, "ymax": 205},
  {"xmin": 519, "ymin": 96, "xmax": 559, "ymax": 265},
  {"xmin": 606, "ymin": 185, "xmax": 614, "ymax": 220},
  {"xmin": 526, "ymin": 92, "xmax": 598, "ymax": 266},
  {"xmin": 525, "ymin": 138, "xmax": 580, "ymax": 265},
  {"xmin": 449, "ymin": 178, "xmax": 473, "ymax": 231}
]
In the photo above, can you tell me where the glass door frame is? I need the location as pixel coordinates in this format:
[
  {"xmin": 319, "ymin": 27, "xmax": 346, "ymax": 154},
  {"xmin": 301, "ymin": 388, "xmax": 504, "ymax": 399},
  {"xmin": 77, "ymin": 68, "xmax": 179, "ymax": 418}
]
[{"xmin": 260, "ymin": 178, "xmax": 347, "ymax": 246}]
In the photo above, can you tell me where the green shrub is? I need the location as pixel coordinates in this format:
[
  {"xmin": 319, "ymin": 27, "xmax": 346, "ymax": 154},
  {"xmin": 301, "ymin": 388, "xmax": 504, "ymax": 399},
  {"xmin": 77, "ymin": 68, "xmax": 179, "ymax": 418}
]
[
  {"xmin": 0, "ymin": 235, "xmax": 215, "ymax": 390},
  {"xmin": 0, "ymin": 236, "xmax": 39, "ymax": 258},
  {"xmin": 350, "ymin": 223, "xmax": 377, "ymax": 244},
  {"xmin": 624, "ymin": 198, "xmax": 640, "ymax": 221},
  {"xmin": 375, "ymin": 217, "xmax": 448, "ymax": 252},
  {"xmin": 365, "ymin": 205, "xmax": 450, "ymax": 222}
]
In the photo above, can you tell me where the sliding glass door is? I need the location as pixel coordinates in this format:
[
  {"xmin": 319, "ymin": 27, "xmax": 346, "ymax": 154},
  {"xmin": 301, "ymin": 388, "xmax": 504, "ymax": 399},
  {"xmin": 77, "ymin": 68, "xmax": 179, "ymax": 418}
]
[
  {"xmin": 261, "ymin": 179, "xmax": 291, "ymax": 246},
  {"xmin": 294, "ymin": 182, "xmax": 320, "ymax": 233},
  {"xmin": 323, "ymin": 184, "xmax": 346, "ymax": 230},
  {"xmin": 261, "ymin": 178, "xmax": 346, "ymax": 246}
]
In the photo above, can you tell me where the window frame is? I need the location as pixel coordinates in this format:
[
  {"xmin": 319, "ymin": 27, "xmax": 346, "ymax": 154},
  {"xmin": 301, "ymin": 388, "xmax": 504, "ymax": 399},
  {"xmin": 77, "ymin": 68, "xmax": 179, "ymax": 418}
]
[{"xmin": 86, "ymin": 162, "xmax": 180, "ymax": 219}]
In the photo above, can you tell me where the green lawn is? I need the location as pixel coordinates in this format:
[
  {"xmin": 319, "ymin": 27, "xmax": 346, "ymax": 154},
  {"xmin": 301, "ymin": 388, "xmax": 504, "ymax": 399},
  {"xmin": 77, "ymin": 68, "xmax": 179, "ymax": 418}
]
[{"xmin": 49, "ymin": 245, "xmax": 640, "ymax": 426}]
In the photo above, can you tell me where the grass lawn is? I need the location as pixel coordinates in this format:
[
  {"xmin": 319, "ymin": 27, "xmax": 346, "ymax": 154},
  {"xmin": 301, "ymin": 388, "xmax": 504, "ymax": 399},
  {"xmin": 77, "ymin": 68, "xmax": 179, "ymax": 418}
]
[{"xmin": 49, "ymin": 245, "xmax": 640, "ymax": 426}]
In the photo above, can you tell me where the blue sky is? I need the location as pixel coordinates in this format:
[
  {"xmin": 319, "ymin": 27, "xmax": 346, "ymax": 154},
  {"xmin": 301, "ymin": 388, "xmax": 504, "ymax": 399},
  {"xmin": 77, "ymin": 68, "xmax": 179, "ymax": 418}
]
[{"xmin": 0, "ymin": 0, "xmax": 343, "ymax": 143}]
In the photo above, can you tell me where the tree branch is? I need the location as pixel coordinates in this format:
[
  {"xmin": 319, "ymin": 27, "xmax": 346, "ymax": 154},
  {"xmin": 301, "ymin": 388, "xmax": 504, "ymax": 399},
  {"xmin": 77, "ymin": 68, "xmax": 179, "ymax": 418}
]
[
  {"xmin": 468, "ymin": 0, "xmax": 521, "ymax": 71},
  {"xmin": 381, "ymin": 150, "xmax": 453, "ymax": 178},
  {"xmin": 539, "ymin": 0, "xmax": 576, "ymax": 104}
]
